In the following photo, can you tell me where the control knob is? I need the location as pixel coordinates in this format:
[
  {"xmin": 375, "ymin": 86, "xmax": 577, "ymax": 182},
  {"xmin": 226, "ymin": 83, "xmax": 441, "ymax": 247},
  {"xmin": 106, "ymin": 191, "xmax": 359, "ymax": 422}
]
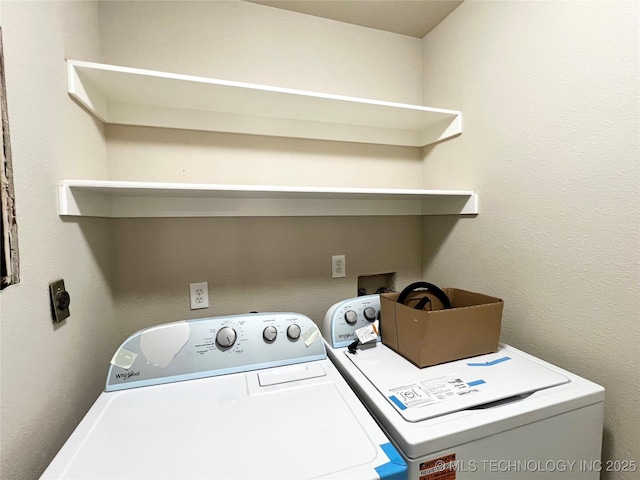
[
  {"xmin": 263, "ymin": 325, "xmax": 278, "ymax": 342},
  {"xmin": 344, "ymin": 310, "xmax": 358, "ymax": 325},
  {"xmin": 216, "ymin": 326, "xmax": 237, "ymax": 348},
  {"xmin": 363, "ymin": 307, "xmax": 377, "ymax": 322},
  {"xmin": 287, "ymin": 323, "xmax": 301, "ymax": 340}
]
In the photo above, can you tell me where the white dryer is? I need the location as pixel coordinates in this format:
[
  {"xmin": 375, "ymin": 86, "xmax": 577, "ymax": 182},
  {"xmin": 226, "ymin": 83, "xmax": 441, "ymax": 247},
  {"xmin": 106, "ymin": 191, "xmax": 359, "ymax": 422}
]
[
  {"xmin": 322, "ymin": 295, "xmax": 605, "ymax": 480},
  {"xmin": 41, "ymin": 312, "xmax": 407, "ymax": 480}
]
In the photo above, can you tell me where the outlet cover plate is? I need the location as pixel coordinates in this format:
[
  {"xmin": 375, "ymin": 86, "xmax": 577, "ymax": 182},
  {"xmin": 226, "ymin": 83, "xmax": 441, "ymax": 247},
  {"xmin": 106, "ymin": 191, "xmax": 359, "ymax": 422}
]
[
  {"xmin": 332, "ymin": 255, "xmax": 346, "ymax": 278},
  {"xmin": 190, "ymin": 282, "xmax": 209, "ymax": 310},
  {"xmin": 49, "ymin": 279, "xmax": 71, "ymax": 323}
]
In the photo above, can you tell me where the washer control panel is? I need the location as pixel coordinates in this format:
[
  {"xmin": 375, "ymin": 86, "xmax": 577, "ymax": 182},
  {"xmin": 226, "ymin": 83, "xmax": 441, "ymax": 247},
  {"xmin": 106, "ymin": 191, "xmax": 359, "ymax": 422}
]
[
  {"xmin": 321, "ymin": 295, "xmax": 381, "ymax": 348},
  {"xmin": 106, "ymin": 312, "xmax": 325, "ymax": 391}
]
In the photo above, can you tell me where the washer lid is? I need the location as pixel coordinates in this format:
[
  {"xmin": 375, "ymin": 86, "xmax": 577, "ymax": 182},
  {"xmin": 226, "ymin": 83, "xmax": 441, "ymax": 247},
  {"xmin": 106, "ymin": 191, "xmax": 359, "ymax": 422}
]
[
  {"xmin": 344, "ymin": 345, "xmax": 570, "ymax": 422},
  {"xmin": 45, "ymin": 366, "xmax": 395, "ymax": 479}
]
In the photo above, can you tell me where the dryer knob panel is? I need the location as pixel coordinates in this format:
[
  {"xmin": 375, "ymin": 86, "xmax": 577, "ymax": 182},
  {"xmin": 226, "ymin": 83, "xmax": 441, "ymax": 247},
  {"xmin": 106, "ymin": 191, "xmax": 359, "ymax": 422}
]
[
  {"xmin": 320, "ymin": 295, "xmax": 382, "ymax": 348},
  {"xmin": 363, "ymin": 307, "xmax": 377, "ymax": 321},
  {"xmin": 344, "ymin": 310, "xmax": 358, "ymax": 325},
  {"xmin": 106, "ymin": 312, "xmax": 325, "ymax": 392}
]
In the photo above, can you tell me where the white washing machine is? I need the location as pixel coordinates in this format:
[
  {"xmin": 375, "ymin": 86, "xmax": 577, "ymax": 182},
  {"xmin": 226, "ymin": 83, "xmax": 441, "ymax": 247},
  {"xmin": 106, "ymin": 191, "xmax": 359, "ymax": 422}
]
[
  {"xmin": 41, "ymin": 312, "xmax": 408, "ymax": 480},
  {"xmin": 321, "ymin": 295, "xmax": 605, "ymax": 480}
]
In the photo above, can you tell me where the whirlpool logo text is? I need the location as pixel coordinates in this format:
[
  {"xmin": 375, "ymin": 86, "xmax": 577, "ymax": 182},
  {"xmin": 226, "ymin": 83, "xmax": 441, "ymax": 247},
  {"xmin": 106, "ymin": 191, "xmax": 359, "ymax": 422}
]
[
  {"xmin": 337, "ymin": 332, "xmax": 355, "ymax": 340},
  {"xmin": 115, "ymin": 371, "xmax": 140, "ymax": 381}
]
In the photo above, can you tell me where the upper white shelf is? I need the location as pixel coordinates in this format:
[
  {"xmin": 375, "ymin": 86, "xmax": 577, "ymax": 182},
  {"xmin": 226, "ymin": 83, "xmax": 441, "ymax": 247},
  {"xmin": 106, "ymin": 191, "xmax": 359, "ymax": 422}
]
[
  {"xmin": 58, "ymin": 180, "xmax": 478, "ymax": 218},
  {"xmin": 67, "ymin": 60, "xmax": 462, "ymax": 147}
]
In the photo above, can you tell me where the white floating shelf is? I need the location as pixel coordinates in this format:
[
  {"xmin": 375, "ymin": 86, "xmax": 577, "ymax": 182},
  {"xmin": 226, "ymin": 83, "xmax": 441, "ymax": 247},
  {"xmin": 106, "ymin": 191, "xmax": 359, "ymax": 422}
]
[
  {"xmin": 58, "ymin": 180, "xmax": 478, "ymax": 218},
  {"xmin": 67, "ymin": 60, "xmax": 462, "ymax": 147}
]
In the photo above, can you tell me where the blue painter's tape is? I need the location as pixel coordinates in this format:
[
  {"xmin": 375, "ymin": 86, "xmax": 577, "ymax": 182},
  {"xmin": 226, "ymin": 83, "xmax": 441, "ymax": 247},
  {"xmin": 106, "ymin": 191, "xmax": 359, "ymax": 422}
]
[
  {"xmin": 466, "ymin": 356, "xmax": 511, "ymax": 367},
  {"xmin": 467, "ymin": 379, "xmax": 486, "ymax": 387},
  {"xmin": 388, "ymin": 395, "xmax": 407, "ymax": 410},
  {"xmin": 375, "ymin": 443, "xmax": 408, "ymax": 480}
]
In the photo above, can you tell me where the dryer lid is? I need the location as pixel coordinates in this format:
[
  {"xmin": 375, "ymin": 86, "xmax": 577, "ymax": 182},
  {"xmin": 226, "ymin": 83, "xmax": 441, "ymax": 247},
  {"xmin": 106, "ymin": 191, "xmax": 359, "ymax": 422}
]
[{"xmin": 344, "ymin": 345, "xmax": 570, "ymax": 422}]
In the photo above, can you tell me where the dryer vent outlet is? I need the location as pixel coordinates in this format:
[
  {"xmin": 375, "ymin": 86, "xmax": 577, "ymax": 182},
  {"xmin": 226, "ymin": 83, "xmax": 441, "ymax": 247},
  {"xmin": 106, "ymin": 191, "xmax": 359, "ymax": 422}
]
[{"xmin": 357, "ymin": 272, "xmax": 396, "ymax": 296}]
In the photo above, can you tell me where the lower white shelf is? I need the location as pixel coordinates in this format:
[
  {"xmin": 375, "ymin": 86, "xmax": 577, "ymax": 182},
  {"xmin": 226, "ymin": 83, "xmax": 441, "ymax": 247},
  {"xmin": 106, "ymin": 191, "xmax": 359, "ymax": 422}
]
[{"xmin": 58, "ymin": 180, "xmax": 478, "ymax": 218}]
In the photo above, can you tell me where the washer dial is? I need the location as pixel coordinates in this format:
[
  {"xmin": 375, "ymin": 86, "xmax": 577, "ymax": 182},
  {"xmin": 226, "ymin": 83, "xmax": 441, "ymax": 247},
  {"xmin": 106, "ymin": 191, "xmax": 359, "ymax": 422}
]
[
  {"xmin": 216, "ymin": 326, "xmax": 237, "ymax": 348},
  {"xmin": 263, "ymin": 325, "xmax": 278, "ymax": 342},
  {"xmin": 287, "ymin": 324, "xmax": 301, "ymax": 340}
]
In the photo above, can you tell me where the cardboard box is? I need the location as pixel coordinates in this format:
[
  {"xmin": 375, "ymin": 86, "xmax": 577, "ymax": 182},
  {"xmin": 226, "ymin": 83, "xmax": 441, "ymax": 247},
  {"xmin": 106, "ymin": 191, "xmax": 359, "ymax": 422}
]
[{"xmin": 380, "ymin": 289, "xmax": 503, "ymax": 367}]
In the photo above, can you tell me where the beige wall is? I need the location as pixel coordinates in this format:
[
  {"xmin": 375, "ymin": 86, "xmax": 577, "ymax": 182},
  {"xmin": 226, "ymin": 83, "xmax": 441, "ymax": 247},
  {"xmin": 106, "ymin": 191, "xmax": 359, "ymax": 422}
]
[
  {"xmin": 420, "ymin": 2, "xmax": 639, "ymax": 479},
  {"xmin": 1, "ymin": 1, "xmax": 637, "ymax": 479},
  {"xmin": 0, "ymin": 1, "xmax": 118, "ymax": 479},
  {"xmin": 111, "ymin": 216, "xmax": 422, "ymax": 335},
  {"xmin": 1, "ymin": 3, "xmax": 426, "ymax": 478},
  {"xmin": 98, "ymin": 0, "xmax": 424, "ymax": 103},
  {"xmin": 99, "ymin": 0, "xmax": 426, "ymax": 191},
  {"xmin": 99, "ymin": 0, "xmax": 427, "ymax": 335}
]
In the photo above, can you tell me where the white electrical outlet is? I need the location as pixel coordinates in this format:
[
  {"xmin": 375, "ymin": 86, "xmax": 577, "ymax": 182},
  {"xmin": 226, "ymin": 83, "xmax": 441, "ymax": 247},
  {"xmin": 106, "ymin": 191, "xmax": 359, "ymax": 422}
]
[
  {"xmin": 189, "ymin": 282, "xmax": 209, "ymax": 310},
  {"xmin": 332, "ymin": 255, "xmax": 346, "ymax": 278}
]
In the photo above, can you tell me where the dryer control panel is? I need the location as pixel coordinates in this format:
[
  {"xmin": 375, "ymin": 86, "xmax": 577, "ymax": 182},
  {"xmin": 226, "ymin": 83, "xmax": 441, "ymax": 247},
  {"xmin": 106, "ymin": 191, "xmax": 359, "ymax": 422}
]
[
  {"xmin": 106, "ymin": 312, "xmax": 325, "ymax": 391},
  {"xmin": 321, "ymin": 295, "xmax": 381, "ymax": 348}
]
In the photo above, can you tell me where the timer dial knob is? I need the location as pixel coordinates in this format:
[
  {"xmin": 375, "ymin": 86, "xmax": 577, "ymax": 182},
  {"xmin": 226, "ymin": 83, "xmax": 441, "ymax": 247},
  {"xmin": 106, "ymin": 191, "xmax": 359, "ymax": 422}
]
[
  {"xmin": 363, "ymin": 307, "xmax": 377, "ymax": 322},
  {"xmin": 263, "ymin": 325, "xmax": 278, "ymax": 342},
  {"xmin": 216, "ymin": 326, "xmax": 237, "ymax": 348},
  {"xmin": 344, "ymin": 310, "xmax": 358, "ymax": 325},
  {"xmin": 287, "ymin": 323, "xmax": 301, "ymax": 340}
]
